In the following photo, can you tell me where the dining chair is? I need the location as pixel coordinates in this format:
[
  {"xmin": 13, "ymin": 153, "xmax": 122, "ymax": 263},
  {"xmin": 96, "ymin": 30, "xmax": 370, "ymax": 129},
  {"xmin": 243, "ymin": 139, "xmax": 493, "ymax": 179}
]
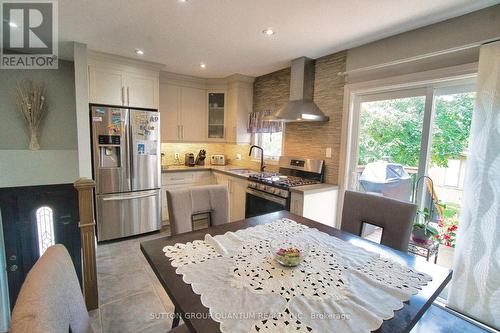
[
  {"xmin": 341, "ymin": 190, "xmax": 417, "ymax": 252},
  {"xmin": 10, "ymin": 244, "xmax": 92, "ymax": 333},
  {"xmin": 166, "ymin": 184, "xmax": 229, "ymax": 328},
  {"xmin": 166, "ymin": 184, "xmax": 229, "ymax": 236}
]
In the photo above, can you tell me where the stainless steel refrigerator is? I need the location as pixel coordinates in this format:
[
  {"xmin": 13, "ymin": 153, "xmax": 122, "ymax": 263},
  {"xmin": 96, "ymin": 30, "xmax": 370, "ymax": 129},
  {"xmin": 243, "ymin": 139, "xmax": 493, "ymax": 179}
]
[{"xmin": 90, "ymin": 105, "xmax": 161, "ymax": 241}]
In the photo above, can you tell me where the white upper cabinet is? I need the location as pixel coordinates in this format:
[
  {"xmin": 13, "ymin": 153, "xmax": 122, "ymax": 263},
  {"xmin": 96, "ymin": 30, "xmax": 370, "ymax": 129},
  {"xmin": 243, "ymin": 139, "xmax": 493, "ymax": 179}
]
[
  {"xmin": 180, "ymin": 87, "xmax": 207, "ymax": 142},
  {"xmin": 125, "ymin": 73, "xmax": 159, "ymax": 109},
  {"xmin": 225, "ymin": 77, "xmax": 253, "ymax": 144},
  {"xmin": 159, "ymin": 83, "xmax": 207, "ymax": 142},
  {"xmin": 158, "ymin": 72, "xmax": 254, "ymax": 143},
  {"xmin": 207, "ymin": 91, "xmax": 226, "ymax": 141},
  {"xmin": 88, "ymin": 67, "xmax": 125, "ymax": 106},
  {"xmin": 159, "ymin": 83, "xmax": 181, "ymax": 141},
  {"xmin": 88, "ymin": 52, "xmax": 161, "ymax": 109}
]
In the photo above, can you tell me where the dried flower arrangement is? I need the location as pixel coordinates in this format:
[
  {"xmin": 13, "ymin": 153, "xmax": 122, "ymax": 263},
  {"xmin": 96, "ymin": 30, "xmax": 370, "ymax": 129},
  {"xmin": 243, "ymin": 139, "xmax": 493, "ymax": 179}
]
[{"xmin": 14, "ymin": 80, "xmax": 47, "ymax": 150}]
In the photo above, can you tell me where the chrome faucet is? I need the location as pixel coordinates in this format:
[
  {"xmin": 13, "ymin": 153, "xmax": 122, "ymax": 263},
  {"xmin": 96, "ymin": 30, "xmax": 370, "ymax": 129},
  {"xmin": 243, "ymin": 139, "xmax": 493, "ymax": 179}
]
[{"xmin": 249, "ymin": 145, "xmax": 266, "ymax": 172}]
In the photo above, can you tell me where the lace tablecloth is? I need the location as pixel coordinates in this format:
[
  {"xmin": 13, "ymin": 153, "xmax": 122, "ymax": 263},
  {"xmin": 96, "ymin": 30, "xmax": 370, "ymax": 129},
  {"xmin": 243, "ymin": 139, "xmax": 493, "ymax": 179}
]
[{"xmin": 163, "ymin": 219, "xmax": 431, "ymax": 333}]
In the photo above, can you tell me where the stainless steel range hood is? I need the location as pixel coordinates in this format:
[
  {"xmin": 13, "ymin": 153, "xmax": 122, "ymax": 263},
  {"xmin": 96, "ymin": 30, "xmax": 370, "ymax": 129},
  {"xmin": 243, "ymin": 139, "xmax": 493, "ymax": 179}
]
[{"xmin": 271, "ymin": 57, "xmax": 329, "ymax": 123}]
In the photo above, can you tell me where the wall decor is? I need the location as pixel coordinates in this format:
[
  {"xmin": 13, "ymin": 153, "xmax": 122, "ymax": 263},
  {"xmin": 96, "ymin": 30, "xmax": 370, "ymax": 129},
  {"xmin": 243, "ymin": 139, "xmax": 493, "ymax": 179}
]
[{"xmin": 13, "ymin": 80, "xmax": 48, "ymax": 150}]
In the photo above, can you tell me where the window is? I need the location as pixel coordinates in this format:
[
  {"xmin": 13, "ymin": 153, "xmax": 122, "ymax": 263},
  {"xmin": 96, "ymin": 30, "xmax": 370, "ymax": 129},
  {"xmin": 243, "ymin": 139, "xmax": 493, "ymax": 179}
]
[
  {"xmin": 36, "ymin": 206, "xmax": 55, "ymax": 257},
  {"xmin": 252, "ymin": 131, "xmax": 283, "ymax": 161}
]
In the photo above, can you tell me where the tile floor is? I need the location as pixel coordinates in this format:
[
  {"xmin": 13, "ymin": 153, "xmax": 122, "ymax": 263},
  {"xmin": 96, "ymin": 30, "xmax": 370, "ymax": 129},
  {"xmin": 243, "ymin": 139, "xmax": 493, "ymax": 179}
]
[{"xmin": 90, "ymin": 227, "xmax": 176, "ymax": 333}]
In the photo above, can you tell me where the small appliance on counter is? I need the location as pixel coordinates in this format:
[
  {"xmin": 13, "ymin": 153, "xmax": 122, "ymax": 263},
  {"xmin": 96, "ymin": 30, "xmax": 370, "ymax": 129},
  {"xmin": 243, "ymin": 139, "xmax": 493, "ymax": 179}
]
[
  {"xmin": 210, "ymin": 154, "xmax": 226, "ymax": 166},
  {"xmin": 195, "ymin": 149, "xmax": 207, "ymax": 166},
  {"xmin": 185, "ymin": 153, "xmax": 196, "ymax": 166}
]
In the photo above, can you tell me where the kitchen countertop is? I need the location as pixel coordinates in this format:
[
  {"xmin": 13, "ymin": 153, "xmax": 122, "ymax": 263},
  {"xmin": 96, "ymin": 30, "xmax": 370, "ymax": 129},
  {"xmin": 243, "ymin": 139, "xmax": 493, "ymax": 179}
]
[
  {"xmin": 290, "ymin": 183, "xmax": 339, "ymax": 194},
  {"xmin": 161, "ymin": 164, "xmax": 259, "ymax": 180},
  {"xmin": 162, "ymin": 165, "xmax": 338, "ymax": 194}
]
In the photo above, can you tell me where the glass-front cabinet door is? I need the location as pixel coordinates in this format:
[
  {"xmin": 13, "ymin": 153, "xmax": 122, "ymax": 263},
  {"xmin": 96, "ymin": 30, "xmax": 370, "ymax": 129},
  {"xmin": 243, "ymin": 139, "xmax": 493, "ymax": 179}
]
[{"xmin": 207, "ymin": 92, "xmax": 225, "ymax": 140}]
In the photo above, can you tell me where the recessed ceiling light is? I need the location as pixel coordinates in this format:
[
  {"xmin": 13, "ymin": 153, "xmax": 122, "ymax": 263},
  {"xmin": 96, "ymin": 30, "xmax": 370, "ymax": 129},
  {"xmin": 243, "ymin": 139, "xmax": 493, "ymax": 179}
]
[
  {"xmin": 178, "ymin": 0, "xmax": 188, "ymax": 3},
  {"xmin": 200, "ymin": 63, "xmax": 206, "ymax": 69},
  {"xmin": 135, "ymin": 49, "xmax": 144, "ymax": 55},
  {"xmin": 9, "ymin": 22, "xmax": 18, "ymax": 28},
  {"xmin": 262, "ymin": 28, "xmax": 275, "ymax": 36}
]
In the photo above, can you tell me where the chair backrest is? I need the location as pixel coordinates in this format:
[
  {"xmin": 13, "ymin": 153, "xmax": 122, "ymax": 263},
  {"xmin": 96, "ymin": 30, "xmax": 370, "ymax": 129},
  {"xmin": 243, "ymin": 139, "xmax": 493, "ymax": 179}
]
[
  {"xmin": 167, "ymin": 184, "xmax": 229, "ymax": 235},
  {"xmin": 341, "ymin": 190, "xmax": 417, "ymax": 252},
  {"xmin": 10, "ymin": 244, "xmax": 91, "ymax": 333}
]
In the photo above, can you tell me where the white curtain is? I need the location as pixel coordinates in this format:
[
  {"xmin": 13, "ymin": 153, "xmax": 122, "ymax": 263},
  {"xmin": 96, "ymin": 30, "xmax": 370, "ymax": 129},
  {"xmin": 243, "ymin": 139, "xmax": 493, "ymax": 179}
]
[{"xmin": 447, "ymin": 41, "xmax": 500, "ymax": 329}]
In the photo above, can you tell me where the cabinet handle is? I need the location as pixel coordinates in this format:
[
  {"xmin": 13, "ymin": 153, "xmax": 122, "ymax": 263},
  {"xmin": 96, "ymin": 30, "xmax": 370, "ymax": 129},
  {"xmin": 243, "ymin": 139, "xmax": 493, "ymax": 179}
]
[{"xmin": 127, "ymin": 86, "xmax": 130, "ymax": 106}]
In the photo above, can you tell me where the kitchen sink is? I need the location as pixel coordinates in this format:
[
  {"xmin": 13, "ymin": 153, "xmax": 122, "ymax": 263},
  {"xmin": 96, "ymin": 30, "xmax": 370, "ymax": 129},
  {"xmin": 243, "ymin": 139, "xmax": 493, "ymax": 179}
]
[{"xmin": 228, "ymin": 168, "xmax": 258, "ymax": 175}]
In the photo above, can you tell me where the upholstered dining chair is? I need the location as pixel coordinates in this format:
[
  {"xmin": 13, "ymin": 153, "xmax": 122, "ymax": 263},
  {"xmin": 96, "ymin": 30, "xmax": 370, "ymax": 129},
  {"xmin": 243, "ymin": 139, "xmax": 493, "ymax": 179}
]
[
  {"xmin": 341, "ymin": 190, "xmax": 417, "ymax": 252},
  {"xmin": 10, "ymin": 244, "xmax": 92, "ymax": 333},
  {"xmin": 166, "ymin": 184, "xmax": 229, "ymax": 236}
]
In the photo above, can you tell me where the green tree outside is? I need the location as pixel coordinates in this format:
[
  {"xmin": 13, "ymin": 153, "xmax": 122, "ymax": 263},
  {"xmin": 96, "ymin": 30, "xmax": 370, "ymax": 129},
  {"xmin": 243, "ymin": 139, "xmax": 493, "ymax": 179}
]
[{"xmin": 357, "ymin": 93, "xmax": 474, "ymax": 168}]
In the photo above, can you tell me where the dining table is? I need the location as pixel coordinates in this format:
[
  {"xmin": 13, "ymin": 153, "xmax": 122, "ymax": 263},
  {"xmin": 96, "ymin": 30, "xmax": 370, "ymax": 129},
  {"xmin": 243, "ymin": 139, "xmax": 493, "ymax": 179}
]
[{"xmin": 140, "ymin": 211, "xmax": 452, "ymax": 333}]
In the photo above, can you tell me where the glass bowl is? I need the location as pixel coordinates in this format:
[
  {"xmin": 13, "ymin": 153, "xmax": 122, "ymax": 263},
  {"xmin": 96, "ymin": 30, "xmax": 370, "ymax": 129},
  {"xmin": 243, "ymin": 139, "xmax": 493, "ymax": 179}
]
[{"xmin": 270, "ymin": 239, "xmax": 309, "ymax": 267}]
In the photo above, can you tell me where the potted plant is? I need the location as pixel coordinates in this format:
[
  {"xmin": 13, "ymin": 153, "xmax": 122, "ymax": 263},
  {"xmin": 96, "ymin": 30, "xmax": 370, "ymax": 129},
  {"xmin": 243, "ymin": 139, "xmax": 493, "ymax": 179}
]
[{"xmin": 412, "ymin": 207, "xmax": 438, "ymax": 244}]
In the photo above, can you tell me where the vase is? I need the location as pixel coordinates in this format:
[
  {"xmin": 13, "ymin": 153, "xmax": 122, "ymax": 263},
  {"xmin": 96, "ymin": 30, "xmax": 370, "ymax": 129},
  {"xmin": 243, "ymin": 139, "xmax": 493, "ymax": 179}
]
[{"xmin": 29, "ymin": 129, "xmax": 40, "ymax": 150}]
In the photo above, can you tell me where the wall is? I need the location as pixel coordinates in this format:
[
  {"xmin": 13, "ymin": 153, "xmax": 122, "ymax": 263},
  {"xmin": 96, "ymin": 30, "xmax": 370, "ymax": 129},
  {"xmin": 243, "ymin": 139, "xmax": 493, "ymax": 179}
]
[
  {"xmin": 73, "ymin": 42, "xmax": 92, "ymax": 178},
  {"xmin": 0, "ymin": 60, "xmax": 79, "ymax": 187},
  {"xmin": 346, "ymin": 4, "xmax": 500, "ymax": 82},
  {"xmin": 252, "ymin": 52, "xmax": 347, "ymax": 184}
]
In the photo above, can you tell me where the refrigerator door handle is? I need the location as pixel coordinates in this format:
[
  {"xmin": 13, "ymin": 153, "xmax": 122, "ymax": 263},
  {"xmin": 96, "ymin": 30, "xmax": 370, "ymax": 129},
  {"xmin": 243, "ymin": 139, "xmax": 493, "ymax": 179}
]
[
  {"xmin": 127, "ymin": 87, "xmax": 130, "ymax": 106},
  {"xmin": 102, "ymin": 191, "xmax": 158, "ymax": 201},
  {"xmin": 121, "ymin": 87, "xmax": 125, "ymax": 105},
  {"xmin": 129, "ymin": 115, "xmax": 134, "ymax": 182}
]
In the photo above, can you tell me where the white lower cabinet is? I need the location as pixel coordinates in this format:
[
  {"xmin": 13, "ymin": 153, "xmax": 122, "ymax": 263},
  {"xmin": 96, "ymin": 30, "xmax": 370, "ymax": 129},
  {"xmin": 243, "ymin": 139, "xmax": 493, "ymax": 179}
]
[
  {"xmin": 290, "ymin": 187, "xmax": 339, "ymax": 227},
  {"xmin": 214, "ymin": 172, "xmax": 247, "ymax": 222},
  {"xmin": 229, "ymin": 177, "xmax": 247, "ymax": 222}
]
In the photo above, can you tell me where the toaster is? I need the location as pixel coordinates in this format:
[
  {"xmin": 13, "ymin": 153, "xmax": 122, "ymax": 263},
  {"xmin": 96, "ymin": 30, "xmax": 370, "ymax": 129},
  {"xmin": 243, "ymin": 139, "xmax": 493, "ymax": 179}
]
[{"xmin": 210, "ymin": 154, "xmax": 226, "ymax": 166}]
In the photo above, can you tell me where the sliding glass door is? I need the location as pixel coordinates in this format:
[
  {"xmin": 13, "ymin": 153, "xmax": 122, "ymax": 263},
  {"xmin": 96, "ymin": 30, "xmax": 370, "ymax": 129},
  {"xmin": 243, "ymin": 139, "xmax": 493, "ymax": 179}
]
[
  {"xmin": 349, "ymin": 89, "xmax": 427, "ymax": 203},
  {"xmin": 425, "ymin": 87, "xmax": 475, "ymax": 270},
  {"xmin": 346, "ymin": 81, "xmax": 476, "ymax": 266}
]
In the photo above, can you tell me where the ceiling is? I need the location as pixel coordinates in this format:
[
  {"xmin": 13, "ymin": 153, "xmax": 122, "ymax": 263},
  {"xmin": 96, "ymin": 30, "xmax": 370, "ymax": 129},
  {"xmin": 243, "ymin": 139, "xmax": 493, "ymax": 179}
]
[{"xmin": 59, "ymin": 0, "xmax": 498, "ymax": 78}]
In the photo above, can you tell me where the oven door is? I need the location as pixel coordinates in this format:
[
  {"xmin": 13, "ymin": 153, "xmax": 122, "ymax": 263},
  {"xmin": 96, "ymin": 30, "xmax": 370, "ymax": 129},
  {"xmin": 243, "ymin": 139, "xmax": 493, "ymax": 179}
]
[{"xmin": 245, "ymin": 188, "xmax": 288, "ymax": 218}]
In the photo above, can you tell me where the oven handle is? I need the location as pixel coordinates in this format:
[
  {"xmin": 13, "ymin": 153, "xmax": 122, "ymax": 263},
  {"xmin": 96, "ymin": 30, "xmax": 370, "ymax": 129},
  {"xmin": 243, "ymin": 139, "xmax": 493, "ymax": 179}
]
[{"xmin": 246, "ymin": 188, "xmax": 287, "ymax": 206}]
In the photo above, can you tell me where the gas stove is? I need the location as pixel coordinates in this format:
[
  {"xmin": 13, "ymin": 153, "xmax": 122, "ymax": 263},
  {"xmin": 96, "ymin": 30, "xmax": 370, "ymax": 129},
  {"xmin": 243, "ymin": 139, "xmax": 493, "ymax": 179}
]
[
  {"xmin": 246, "ymin": 157, "xmax": 325, "ymax": 201},
  {"xmin": 248, "ymin": 173, "xmax": 321, "ymax": 190},
  {"xmin": 245, "ymin": 157, "xmax": 325, "ymax": 218}
]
